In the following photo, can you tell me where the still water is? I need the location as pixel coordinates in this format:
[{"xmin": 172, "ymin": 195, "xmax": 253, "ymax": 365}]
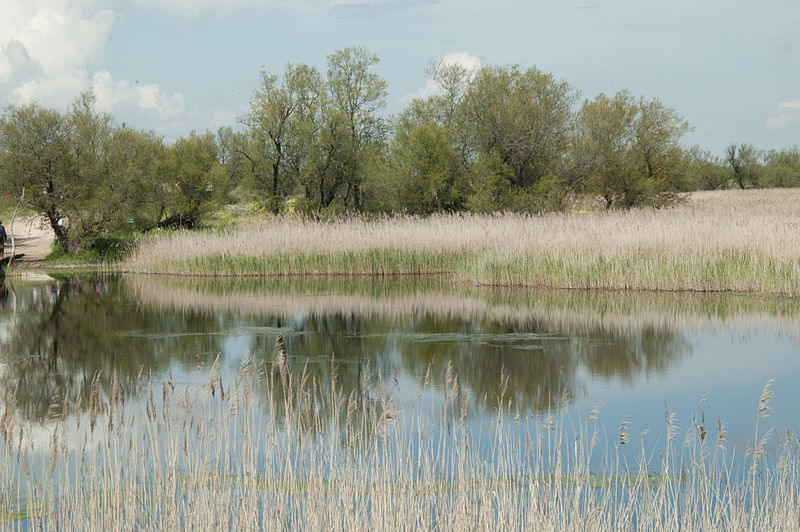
[{"xmin": 1, "ymin": 274, "xmax": 799, "ymax": 453}]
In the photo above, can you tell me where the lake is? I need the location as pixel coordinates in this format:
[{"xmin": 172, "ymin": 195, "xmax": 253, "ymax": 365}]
[
  {"xmin": 2, "ymin": 274, "xmax": 798, "ymax": 452},
  {"xmin": 2, "ymin": 274, "xmax": 800, "ymax": 528}
]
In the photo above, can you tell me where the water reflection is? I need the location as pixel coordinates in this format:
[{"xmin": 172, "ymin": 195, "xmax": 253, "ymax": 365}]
[
  {"xmin": 0, "ymin": 276, "xmax": 228, "ymax": 421},
  {"xmin": 1, "ymin": 275, "xmax": 798, "ymax": 427}
]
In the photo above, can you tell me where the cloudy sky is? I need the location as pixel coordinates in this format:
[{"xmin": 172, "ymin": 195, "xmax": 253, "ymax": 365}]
[{"xmin": 1, "ymin": 0, "xmax": 798, "ymax": 154}]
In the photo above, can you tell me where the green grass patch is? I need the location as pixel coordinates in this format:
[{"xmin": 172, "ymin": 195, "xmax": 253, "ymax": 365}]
[
  {"xmin": 151, "ymin": 248, "xmax": 800, "ymax": 296},
  {"xmin": 172, "ymin": 248, "xmax": 466, "ymax": 277},
  {"xmin": 45, "ymin": 233, "xmax": 135, "ymax": 264}
]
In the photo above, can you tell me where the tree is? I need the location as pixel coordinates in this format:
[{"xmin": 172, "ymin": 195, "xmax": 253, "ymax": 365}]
[
  {"xmin": 389, "ymin": 122, "xmax": 465, "ymax": 214},
  {"xmin": 216, "ymin": 126, "xmax": 251, "ymax": 198},
  {"xmin": 102, "ymin": 126, "xmax": 166, "ymax": 231},
  {"xmin": 300, "ymin": 104, "xmax": 349, "ymax": 213},
  {"xmin": 381, "ymin": 60, "xmax": 476, "ymax": 214},
  {"xmin": 633, "ymin": 97, "xmax": 690, "ymax": 187},
  {"xmin": 242, "ymin": 63, "xmax": 324, "ymax": 213},
  {"xmin": 725, "ymin": 143, "xmax": 762, "ymax": 189},
  {"xmin": 683, "ymin": 146, "xmax": 729, "ymax": 190},
  {"xmin": 0, "ymin": 94, "xmax": 196, "ymax": 251},
  {"xmin": 0, "ymin": 102, "xmax": 69, "ymax": 247},
  {"xmin": 156, "ymin": 132, "xmax": 227, "ymax": 229},
  {"xmin": 762, "ymin": 147, "xmax": 800, "ymax": 188},
  {"xmin": 425, "ymin": 58, "xmax": 475, "ymax": 129},
  {"xmin": 574, "ymin": 91, "xmax": 689, "ymax": 208},
  {"xmin": 461, "ymin": 65, "xmax": 576, "ymax": 191},
  {"xmin": 385, "ymin": 62, "xmax": 576, "ymax": 214},
  {"xmin": 0, "ymin": 94, "xmax": 122, "ymax": 252},
  {"xmin": 326, "ymin": 46, "xmax": 388, "ymax": 211}
]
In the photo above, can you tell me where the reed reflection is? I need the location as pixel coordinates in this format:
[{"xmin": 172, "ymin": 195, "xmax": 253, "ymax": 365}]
[
  {"xmin": 213, "ymin": 278, "xmax": 696, "ymax": 417},
  {"xmin": 4, "ymin": 275, "xmax": 795, "ymax": 426}
]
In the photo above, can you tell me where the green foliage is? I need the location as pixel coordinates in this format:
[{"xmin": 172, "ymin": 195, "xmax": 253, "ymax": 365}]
[
  {"xmin": 389, "ymin": 123, "xmax": 466, "ymax": 214},
  {"xmin": 531, "ymin": 174, "xmax": 573, "ymax": 213},
  {"xmin": 102, "ymin": 126, "xmax": 167, "ymax": 231},
  {"xmin": 464, "ymin": 153, "xmax": 515, "ymax": 212},
  {"xmin": 574, "ymin": 91, "xmax": 689, "ymax": 209},
  {"xmin": 0, "ymin": 93, "xmax": 237, "ymax": 253},
  {"xmin": 326, "ymin": 47, "xmax": 388, "ymax": 211},
  {"xmin": 155, "ymin": 132, "xmax": 228, "ymax": 229},
  {"xmin": 84, "ymin": 234, "xmax": 134, "ymax": 261},
  {"xmin": 240, "ymin": 47, "xmax": 388, "ymax": 216},
  {"xmin": 242, "ymin": 64, "xmax": 325, "ymax": 213},
  {"xmin": 726, "ymin": 143, "xmax": 762, "ymax": 189},
  {"xmin": 0, "ymin": 99, "xmax": 78, "ymax": 250},
  {"xmin": 45, "ymin": 233, "xmax": 133, "ymax": 263},
  {"xmin": 683, "ymin": 147, "xmax": 730, "ymax": 191},
  {"xmin": 762, "ymin": 147, "xmax": 800, "ymax": 188},
  {"xmin": 462, "ymin": 65, "xmax": 576, "ymax": 189},
  {"xmin": 8, "ymin": 48, "xmax": 800, "ymax": 257}
]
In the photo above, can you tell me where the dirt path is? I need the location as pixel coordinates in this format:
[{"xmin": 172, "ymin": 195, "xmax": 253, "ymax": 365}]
[{"xmin": 6, "ymin": 216, "xmax": 55, "ymax": 261}]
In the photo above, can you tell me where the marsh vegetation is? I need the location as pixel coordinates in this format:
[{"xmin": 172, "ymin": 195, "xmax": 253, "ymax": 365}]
[
  {"xmin": 1, "ymin": 47, "xmax": 798, "ymax": 257},
  {"xmin": 124, "ymin": 189, "xmax": 800, "ymax": 295},
  {"xmin": 1, "ymin": 37, "xmax": 798, "ymax": 532},
  {"xmin": 1, "ymin": 276, "xmax": 800, "ymax": 528},
  {"xmin": 1, "ymin": 344, "xmax": 799, "ymax": 530}
]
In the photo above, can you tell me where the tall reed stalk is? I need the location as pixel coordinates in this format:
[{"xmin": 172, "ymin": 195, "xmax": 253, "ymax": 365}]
[
  {"xmin": 122, "ymin": 190, "xmax": 800, "ymax": 296},
  {"xmin": 1, "ymin": 343, "xmax": 798, "ymax": 530}
]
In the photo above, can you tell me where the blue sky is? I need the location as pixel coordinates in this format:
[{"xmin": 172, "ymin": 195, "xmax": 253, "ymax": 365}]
[{"xmin": 1, "ymin": 0, "xmax": 798, "ymax": 154}]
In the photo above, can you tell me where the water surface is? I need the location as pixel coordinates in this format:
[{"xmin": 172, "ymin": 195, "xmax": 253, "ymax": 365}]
[{"xmin": 1, "ymin": 274, "xmax": 798, "ymax": 454}]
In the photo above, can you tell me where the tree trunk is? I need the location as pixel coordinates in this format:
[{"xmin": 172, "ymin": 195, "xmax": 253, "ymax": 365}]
[
  {"xmin": 47, "ymin": 211, "xmax": 71, "ymax": 253},
  {"xmin": 272, "ymin": 161, "xmax": 280, "ymax": 214}
]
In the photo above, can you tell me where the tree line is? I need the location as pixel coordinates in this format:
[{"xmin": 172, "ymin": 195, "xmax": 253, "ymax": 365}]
[{"xmin": 0, "ymin": 46, "xmax": 798, "ymax": 253}]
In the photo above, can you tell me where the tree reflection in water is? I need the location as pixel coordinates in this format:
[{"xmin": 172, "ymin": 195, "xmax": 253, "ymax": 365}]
[
  {"xmin": 0, "ymin": 275, "xmax": 737, "ymax": 425},
  {"xmin": 0, "ymin": 276, "xmax": 229, "ymax": 421}
]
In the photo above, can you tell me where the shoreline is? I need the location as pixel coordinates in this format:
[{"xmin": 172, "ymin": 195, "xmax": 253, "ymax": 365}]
[
  {"xmin": 9, "ymin": 255, "xmax": 800, "ymax": 298},
  {"xmin": 10, "ymin": 190, "xmax": 799, "ymax": 297},
  {"xmin": 119, "ymin": 191, "xmax": 800, "ymax": 297},
  {"xmin": 118, "ymin": 249, "xmax": 800, "ymax": 297}
]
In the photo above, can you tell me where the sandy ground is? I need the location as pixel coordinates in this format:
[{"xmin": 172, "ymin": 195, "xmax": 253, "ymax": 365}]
[{"xmin": 4, "ymin": 216, "xmax": 55, "ymax": 261}]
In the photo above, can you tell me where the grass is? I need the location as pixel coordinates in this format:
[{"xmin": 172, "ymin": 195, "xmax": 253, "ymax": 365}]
[
  {"xmin": 0, "ymin": 347, "xmax": 798, "ymax": 530},
  {"xmin": 43, "ymin": 233, "xmax": 134, "ymax": 265},
  {"xmin": 122, "ymin": 189, "xmax": 800, "ymax": 296}
]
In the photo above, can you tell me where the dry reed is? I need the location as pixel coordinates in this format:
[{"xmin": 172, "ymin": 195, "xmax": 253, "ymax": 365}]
[
  {"xmin": 122, "ymin": 190, "xmax": 800, "ymax": 295},
  {"xmin": 1, "ymin": 345, "xmax": 799, "ymax": 530},
  {"xmin": 128, "ymin": 190, "xmax": 800, "ymax": 262},
  {"xmin": 124, "ymin": 275, "xmax": 800, "ymax": 340}
]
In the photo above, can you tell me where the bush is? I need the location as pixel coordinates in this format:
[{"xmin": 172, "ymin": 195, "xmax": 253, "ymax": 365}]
[{"xmin": 46, "ymin": 233, "xmax": 134, "ymax": 263}]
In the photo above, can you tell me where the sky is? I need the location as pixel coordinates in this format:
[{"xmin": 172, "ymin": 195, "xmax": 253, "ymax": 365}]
[{"xmin": 0, "ymin": 0, "xmax": 798, "ymax": 155}]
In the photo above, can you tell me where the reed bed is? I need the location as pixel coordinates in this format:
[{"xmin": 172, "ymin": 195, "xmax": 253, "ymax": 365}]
[
  {"xmin": 126, "ymin": 276, "xmax": 800, "ymax": 340},
  {"xmin": 1, "ymin": 348, "xmax": 799, "ymax": 530},
  {"xmin": 123, "ymin": 190, "xmax": 800, "ymax": 296}
]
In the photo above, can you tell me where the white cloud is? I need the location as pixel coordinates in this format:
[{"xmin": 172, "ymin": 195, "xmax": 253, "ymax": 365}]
[
  {"xmin": 92, "ymin": 70, "xmax": 186, "ymax": 115},
  {"xmin": 438, "ymin": 51, "xmax": 482, "ymax": 72},
  {"xmin": 92, "ymin": 70, "xmax": 237, "ymax": 138},
  {"xmin": 132, "ymin": 0, "xmax": 269, "ymax": 18},
  {"xmin": 0, "ymin": 1, "xmax": 223, "ymax": 138},
  {"xmin": 0, "ymin": 1, "xmax": 116, "ymax": 107},
  {"xmin": 398, "ymin": 51, "xmax": 481, "ymax": 105},
  {"xmin": 766, "ymin": 98, "xmax": 800, "ymax": 130},
  {"xmin": 133, "ymin": 0, "xmax": 430, "ymax": 17},
  {"xmin": 778, "ymin": 99, "xmax": 800, "ymax": 112}
]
